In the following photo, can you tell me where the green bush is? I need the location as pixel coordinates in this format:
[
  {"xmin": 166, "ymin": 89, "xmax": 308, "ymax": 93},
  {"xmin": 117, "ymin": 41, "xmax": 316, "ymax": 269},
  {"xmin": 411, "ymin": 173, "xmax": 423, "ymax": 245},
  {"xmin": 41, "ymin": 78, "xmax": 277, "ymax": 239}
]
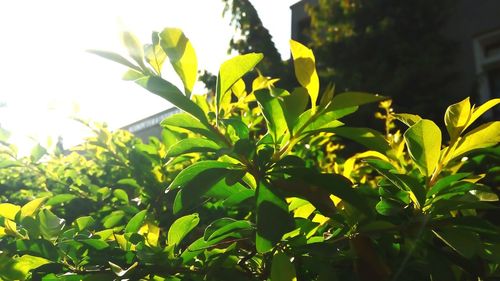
[{"xmin": 0, "ymin": 28, "xmax": 499, "ymax": 281}]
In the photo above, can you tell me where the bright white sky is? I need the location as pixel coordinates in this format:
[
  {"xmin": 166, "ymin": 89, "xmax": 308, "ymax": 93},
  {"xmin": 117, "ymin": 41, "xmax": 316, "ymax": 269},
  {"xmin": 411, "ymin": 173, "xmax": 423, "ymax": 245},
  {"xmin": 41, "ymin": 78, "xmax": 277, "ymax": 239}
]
[{"xmin": 0, "ymin": 0, "xmax": 298, "ymax": 154}]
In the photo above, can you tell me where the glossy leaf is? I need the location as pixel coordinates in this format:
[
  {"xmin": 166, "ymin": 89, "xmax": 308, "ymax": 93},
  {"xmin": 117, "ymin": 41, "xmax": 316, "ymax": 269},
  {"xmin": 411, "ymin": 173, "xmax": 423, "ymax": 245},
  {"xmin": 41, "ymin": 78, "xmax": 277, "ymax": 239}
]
[
  {"xmin": 166, "ymin": 138, "xmax": 221, "ymax": 157},
  {"xmin": 444, "ymin": 97, "xmax": 471, "ymax": 141},
  {"xmin": 0, "ymin": 254, "xmax": 50, "ymax": 281},
  {"xmin": 282, "ymin": 87, "xmax": 309, "ymax": 132},
  {"xmin": 255, "ymin": 89, "xmax": 288, "ymax": 144},
  {"xmin": 466, "ymin": 98, "xmax": 500, "ymax": 130},
  {"xmin": 113, "ymin": 189, "xmax": 129, "ymax": 203},
  {"xmin": 217, "ymin": 53, "xmax": 263, "ymax": 116},
  {"xmin": 203, "ymin": 218, "xmax": 252, "ymax": 242},
  {"xmin": 168, "ymin": 213, "xmax": 200, "ymax": 246},
  {"xmin": 271, "ymin": 251, "xmax": 297, "ymax": 281},
  {"xmin": 404, "ymin": 119, "xmax": 442, "ymax": 176},
  {"xmin": 427, "ymin": 173, "xmax": 470, "ymax": 198},
  {"xmin": 167, "ymin": 160, "xmax": 238, "ymax": 190},
  {"xmin": 450, "ymin": 121, "xmax": 500, "ymax": 160},
  {"xmin": 290, "ymin": 40, "xmax": 319, "ymax": 110},
  {"xmin": 161, "ymin": 112, "xmax": 218, "ymax": 140},
  {"xmin": 159, "ymin": 28, "xmax": 198, "ymax": 95},
  {"xmin": 256, "ymin": 180, "xmax": 294, "ymax": 253},
  {"xmin": 393, "ymin": 113, "xmax": 422, "ymax": 127},
  {"xmin": 124, "ymin": 210, "xmax": 147, "ymax": 233},
  {"xmin": 75, "ymin": 216, "xmax": 95, "ymax": 231},
  {"xmin": 144, "ymin": 32, "xmax": 167, "ymax": 75}
]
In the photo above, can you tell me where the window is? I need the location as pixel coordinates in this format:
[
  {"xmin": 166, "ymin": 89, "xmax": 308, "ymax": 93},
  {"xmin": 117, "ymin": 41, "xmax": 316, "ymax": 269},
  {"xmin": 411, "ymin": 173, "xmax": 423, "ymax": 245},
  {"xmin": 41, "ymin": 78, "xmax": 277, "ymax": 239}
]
[{"xmin": 473, "ymin": 29, "xmax": 500, "ymax": 118}]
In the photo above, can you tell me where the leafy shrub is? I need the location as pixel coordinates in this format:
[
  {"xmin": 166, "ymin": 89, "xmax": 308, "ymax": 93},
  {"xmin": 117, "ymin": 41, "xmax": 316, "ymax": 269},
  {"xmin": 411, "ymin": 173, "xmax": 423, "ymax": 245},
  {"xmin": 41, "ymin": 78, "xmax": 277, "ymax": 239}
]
[{"xmin": 0, "ymin": 28, "xmax": 499, "ymax": 281}]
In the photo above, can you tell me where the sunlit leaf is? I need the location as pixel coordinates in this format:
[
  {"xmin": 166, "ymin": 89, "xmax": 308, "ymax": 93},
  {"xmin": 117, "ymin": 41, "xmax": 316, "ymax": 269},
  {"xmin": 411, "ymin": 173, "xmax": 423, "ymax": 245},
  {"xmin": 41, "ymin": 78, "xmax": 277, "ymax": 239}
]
[
  {"xmin": 217, "ymin": 53, "xmax": 263, "ymax": 117},
  {"xmin": 393, "ymin": 113, "xmax": 422, "ymax": 127},
  {"xmin": 168, "ymin": 213, "xmax": 200, "ymax": 246},
  {"xmin": 87, "ymin": 50, "xmax": 141, "ymax": 72},
  {"xmin": 404, "ymin": 119, "xmax": 442, "ymax": 176},
  {"xmin": 255, "ymin": 89, "xmax": 288, "ymax": 144},
  {"xmin": 444, "ymin": 97, "xmax": 471, "ymax": 141},
  {"xmin": 159, "ymin": 28, "xmax": 198, "ymax": 95},
  {"xmin": 449, "ymin": 121, "xmax": 500, "ymax": 160},
  {"xmin": 290, "ymin": 40, "xmax": 319, "ymax": 110},
  {"xmin": 0, "ymin": 203, "xmax": 20, "ymax": 220},
  {"xmin": 166, "ymin": 138, "xmax": 221, "ymax": 157},
  {"xmin": 329, "ymin": 92, "xmax": 386, "ymax": 111},
  {"xmin": 20, "ymin": 197, "xmax": 47, "ymax": 218},
  {"xmin": 124, "ymin": 210, "xmax": 147, "ymax": 233},
  {"xmin": 466, "ymin": 98, "xmax": 500, "ymax": 129}
]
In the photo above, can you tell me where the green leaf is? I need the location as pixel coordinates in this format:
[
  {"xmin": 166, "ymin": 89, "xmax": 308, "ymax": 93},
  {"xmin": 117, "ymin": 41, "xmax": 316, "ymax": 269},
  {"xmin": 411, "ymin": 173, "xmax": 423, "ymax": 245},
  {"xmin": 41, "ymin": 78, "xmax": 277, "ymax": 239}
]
[
  {"xmin": 166, "ymin": 138, "xmax": 221, "ymax": 157},
  {"xmin": 102, "ymin": 211, "xmax": 125, "ymax": 228},
  {"xmin": 108, "ymin": 261, "xmax": 138, "ymax": 278},
  {"xmin": 427, "ymin": 173, "xmax": 470, "ymax": 198},
  {"xmin": 135, "ymin": 76, "xmax": 208, "ymax": 124},
  {"xmin": 204, "ymin": 218, "xmax": 252, "ymax": 242},
  {"xmin": 450, "ymin": 121, "xmax": 500, "ymax": 160},
  {"xmin": 87, "ymin": 50, "xmax": 142, "ymax": 72},
  {"xmin": 75, "ymin": 216, "xmax": 95, "ymax": 231},
  {"xmin": 30, "ymin": 143, "xmax": 47, "ymax": 162},
  {"xmin": 113, "ymin": 189, "xmax": 129, "ymax": 203},
  {"xmin": 82, "ymin": 239, "xmax": 109, "ymax": 250},
  {"xmin": 20, "ymin": 197, "xmax": 47, "ymax": 219},
  {"xmin": 144, "ymin": 32, "xmax": 167, "ymax": 75},
  {"xmin": 45, "ymin": 194, "xmax": 77, "ymax": 206},
  {"xmin": 0, "ymin": 203, "xmax": 21, "ymax": 220},
  {"xmin": 403, "ymin": 119, "xmax": 442, "ymax": 176},
  {"xmin": 124, "ymin": 210, "xmax": 147, "ymax": 233},
  {"xmin": 331, "ymin": 127, "xmax": 391, "ymax": 154},
  {"xmin": 290, "ymin": 40, "xmax": 319, "ymax": 110},
  {"xmin": 255, "ymin": 89, "xmax": 289, "ymax": 144},
  {"xmin": 466, "ymin": 98, "xmax": 500, "ymax": 129},
  {"xmin": 38, "ymin": 209, "xmax": 65, "ymax": 239},
  {"xmin": 256, "ymin": 180, "xmax": 294, "ymax": 253},
  {"xmin": 168, "ymin": 213, "xmax": 200, "ymax": 246},
  {"xmin": 173, "ymin": 169, "xmax": 245, "ymax": 214},
  {"xmin": 329, "ymin": 92, "xmax": 386, "ymax": 111},
  {"xmin": 223, "ymin": 189, "xmax": 255, "ymax": 207},
  {"xmin": 159, "ymin": 28, "xmax": 198, "ymax": 95},
  {"xmin": 393, "ymin": 113, "xmax": 422, "ymax": 127},
  {"xmin": 445, "ymin": 97, "xmax": 471, "ymax": 141},
  {"xmin": 376, "ymin": 199, "xmax": 403, "ymax": 216},
  {"xmin": 168, "ymin": 161, "xmax": 238, "ymax": 191},
  {"xmin": 433, "ymin": 228, "xmax": 481, "ymax": 258},
  {"xmin": 0, "ymin": 255, "xmax": 50, "ymax": 281},
  {"xmin": 296, "ymin": 107, "xmax": 355, "ymax": 136},
  {"xmin": 121, "ymin": 31, "xmax": 146, "ymax": 70},
  {"xmin": 217, "ymin": 53, "xmax": 263, "ymax": 116},
  {"xmin": 366, "ymin": 159, "xmax": 426, "ymax": 208},
  {"xmin": 161, "ymin": 112, "xmax": 218, "ymax": 140},
  {"xmin": 271, "ymin": 251, "xmax": 297, "ymax": 281},
  {"xmin": 281, "ymin": 87, "xmax": 309, "ymax": 132},
  {"xmin": 222, "ymin": 118, "xmax": 250, "ymax": 141}
]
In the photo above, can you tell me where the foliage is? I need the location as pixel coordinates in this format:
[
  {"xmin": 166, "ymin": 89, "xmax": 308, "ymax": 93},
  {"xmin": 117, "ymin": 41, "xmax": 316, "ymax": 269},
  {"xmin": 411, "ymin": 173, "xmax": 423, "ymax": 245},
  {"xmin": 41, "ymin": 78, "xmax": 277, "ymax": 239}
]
[{"xmin": 0, "ymin": 28, "xmax": 499, "ymax": 281}]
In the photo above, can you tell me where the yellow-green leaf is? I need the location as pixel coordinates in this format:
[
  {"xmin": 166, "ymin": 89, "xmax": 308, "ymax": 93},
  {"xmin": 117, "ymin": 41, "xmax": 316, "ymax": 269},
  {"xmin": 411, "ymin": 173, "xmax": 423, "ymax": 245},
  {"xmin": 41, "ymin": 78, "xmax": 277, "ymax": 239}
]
[
  {"xmin": 290, "ymin": 40, "xmax": 319, "ymax": 110},
  {"xmin": 0, "ymin": 203, "xmax": 20, "ymax": 220},
  {"xmin": 217, "ymin": 53, "xmax": 263, "ymax": 117},
  {"xmin": 160, "ymin": 28, "xmax": 198, "ymax": 95},
  {"xmin": 168, "ymin": 213, "xmax": 200, "ymax": 246},
  {"xmin": 20, "ymin": 197, "xmax": 47, "ymax": 219},
  {"xmin": 450, "ymin": 121, "xmax": 500, "ymax": 160},
  {"xmin": 444, "ymin": 97, "xmax": 471, "ymax": 141},
  {"xmin": 404, "ymin": 119, "xmax": 442, "ymax": 176},
  {"xmin": 466, "ymin": 98, "xmax": 500, "ymax": 130}
]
